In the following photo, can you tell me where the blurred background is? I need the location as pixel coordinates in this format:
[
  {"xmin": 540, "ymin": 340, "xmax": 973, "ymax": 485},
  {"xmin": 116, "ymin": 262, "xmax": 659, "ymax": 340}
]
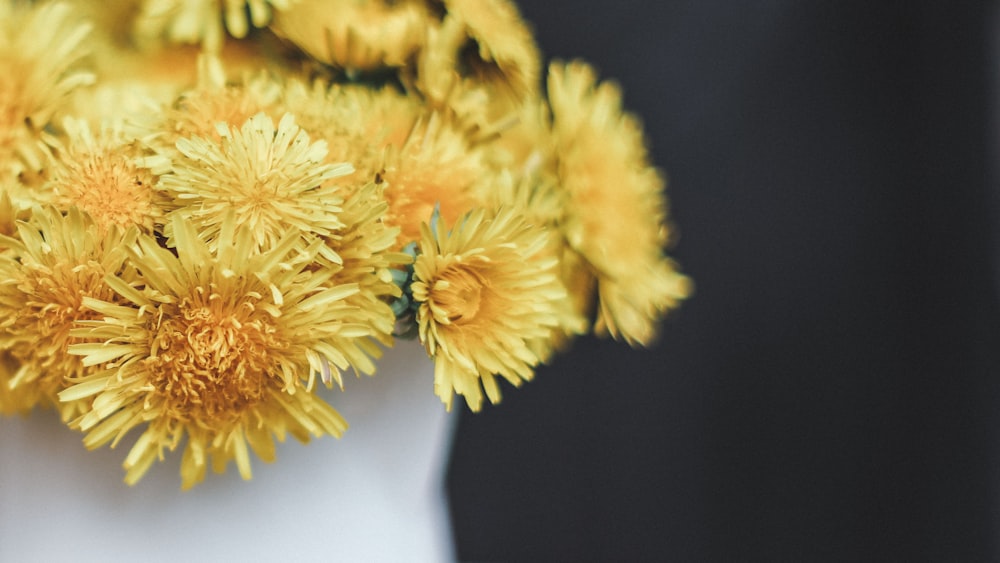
[{"xmin": 447, "ymin": 1, "xmax": 1000, "ymax": 561}]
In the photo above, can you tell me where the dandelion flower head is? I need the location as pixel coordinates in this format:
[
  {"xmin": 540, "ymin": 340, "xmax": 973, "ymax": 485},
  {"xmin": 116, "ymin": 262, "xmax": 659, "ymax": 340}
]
[
  {"xmin": 0, "ymin": 207, "xmax": 135, "ymax": 419},
  {"xmin": 63, "ymin": 217, "xmax": 385, "ymax": 487},
  {"xmin": 412, "ymin": 207, "xmax": 566, "ymax": 411},
  {"xmin": 0, "ymin": 0, "xmax": 94, "ymax": 176},
  {"xmin": 548, "ymin": 61, "xmax": 692, "ymax": 345}
]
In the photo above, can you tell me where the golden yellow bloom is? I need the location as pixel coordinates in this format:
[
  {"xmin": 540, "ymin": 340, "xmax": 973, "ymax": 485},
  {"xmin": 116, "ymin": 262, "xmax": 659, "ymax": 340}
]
[
  {"xmin": 0, "ymin": 0, "xmax": 94, "ymax": 176},
  {"xmin": 146, "ymin": 55, "xmax": 284, "ymax": 154},
  {"xmin": 73, "ymin": 46, "xmax": 274, "ymax": 129},
  {"xmin": 282, "ymin": 79, "xmax": 421, "ymax": 187},
  {"xmin": 49, "ymin": 118, "xmax": 163, "ymax": 233},
  {"xmin": 547, "ymin": 61, "xmax": 691, "ymax": 346},
  {"xmin": 480, "ymin": 94, "xmax": 555, "ymax": 174},
  {"xmin": 0, "ymin": 207, "xmax": 135, "ymax": 419},
  {"xmin": 412, "ymin": 207, "xmax": 566, "ymax": 411},
  {"xmin": 421, "ymin": 0, "xmax": 539, "ymax": 100},
  {"xmin": 381, "ymin": 114, "xmax": 487, "ymax": 247},
  {"xmin": 159, "ymin": 112, "xmax": 352, "ymax": 260},
  {"xmin": 63, "ymin": 216, "xmax": 389, "ymax": 487},
  {"xmin": 475, "ymin": 170, "xmax": 586, "ymax": 342},
  {"xmin": 271, "ymin": 0, "xmax": 432, "ymax": 72},
  {"xmin": 134, "ymin": 0, "xmax": 298, "ymax": 51}
]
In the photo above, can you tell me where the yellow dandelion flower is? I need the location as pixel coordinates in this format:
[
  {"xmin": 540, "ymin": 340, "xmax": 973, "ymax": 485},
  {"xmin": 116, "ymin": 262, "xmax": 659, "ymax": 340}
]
[
  {"xmin": 411, "ymin": 207, "xmax": 566, "ymax": 411},
  {"xmin": 271, "ymin": 0, "xmax": 432, "ymax": 72},
  {"xmin": 159, "ymin": 112, "xmax": 352, "ymax": 260},
  {"xmin": 419, "ymin": 0, "xmax": 539, "ymax": 101},
  {"xmin": 282, "ymin": 79, "xmax": 422, "ymax": 186},
  {"xmin": 74, "ymin": 12, "xmax": 289, "ymax": 126},
  {"xmin": 144, "ymin": 55, "xmax": 284, "ymax": 154},
  {"xmin": 49, "ymin": 118, "xmax": 163, "ymax": 233},
  {"xmin": 63, "ymin": 216, "xmax": 389, "ymax": 488},
  {"xmin": 481, "ymin": 94, "xmax": 555, "ymax": 175},
  {"xmin": 475, "ymin": 170, "xmax": 587, "ymax": 348},
  {"xmin": 134, "ymin": 0, "xmax": 298, "ymax": 51},
  {"xmin": 547, "ymin": 61, "xmax": 691, "ymax": 346},
  {"xmin": 474, "ymin": 99, "xmax": 603, "ymax": 332},
  {"xmin": 0, "ymin": 0, "xmax": 94, "ymax": 176},
  {"xmin": 73, "ymin": 46, "xmax": 276, "ymax": 128},
  {"xmin": 0, "ymin": 207, "xmax": 136, "ymax": 419},
  {"xmin": 381, "ymin": 114, "xmax": 486, "ymax": 246}
]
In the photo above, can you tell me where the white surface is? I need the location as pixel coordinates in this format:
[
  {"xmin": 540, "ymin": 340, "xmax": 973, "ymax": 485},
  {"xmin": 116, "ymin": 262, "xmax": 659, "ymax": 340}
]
[{"xmin": 0, "ymin": 340, "xmax": 456, "ymax": 562}]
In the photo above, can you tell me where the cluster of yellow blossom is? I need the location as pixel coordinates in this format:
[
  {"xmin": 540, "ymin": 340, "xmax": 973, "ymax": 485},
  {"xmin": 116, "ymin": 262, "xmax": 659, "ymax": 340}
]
[{"xmin": 0, "ymin": 0, "xmax": 690, "ymax": 488}]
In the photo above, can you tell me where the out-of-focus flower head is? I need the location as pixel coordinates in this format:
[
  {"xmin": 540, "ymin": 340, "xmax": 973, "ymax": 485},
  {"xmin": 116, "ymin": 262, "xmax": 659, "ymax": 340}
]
[{"xmin": 0, "ymin": 0, "xmax": 94, "ymax": 178}]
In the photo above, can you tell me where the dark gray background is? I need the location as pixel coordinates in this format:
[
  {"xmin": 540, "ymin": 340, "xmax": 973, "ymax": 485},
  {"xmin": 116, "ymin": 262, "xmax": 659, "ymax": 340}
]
[{"xmin": 446, "ymin": 1, "xmax": 1000, "ymax": 561}]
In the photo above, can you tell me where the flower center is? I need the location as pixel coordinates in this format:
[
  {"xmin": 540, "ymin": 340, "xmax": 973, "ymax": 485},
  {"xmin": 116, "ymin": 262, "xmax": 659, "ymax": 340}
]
[
  {"xmin": 57, "ymin": 150, "xmax": 157, "ymax": 231},
  {"xmin": 146, "ymin": 296, "xmax": 282, "ymax": 423},
  {"xmin": 433, "ymin": 266, "xmax": 487, "ymax": 324}
]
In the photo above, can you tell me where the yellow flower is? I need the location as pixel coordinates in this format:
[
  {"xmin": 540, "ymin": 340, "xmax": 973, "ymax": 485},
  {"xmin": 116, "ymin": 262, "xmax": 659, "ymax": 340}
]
[
  {"xmin": 0, "ymin": 0, "xmax": 94, "ymax": 177},
  {"xmin": 49, "ymin": 118, "xmax": 163, "ymax": 233},
  {"xmin": 282, "ymin": 79, "xmax": 421, "ymax": 187},
  {"xmin": 474, "ymin": 170, "xmax": 586, "ymax": 348},
  {"xmin": 134, "ymin": 0, "xmax": 299, "ymax": 51},
  {"xmin": 547, "ymin": 61, "xmax": 691, "ymax": 346},
  {"xmin": 380, "ymin": 113, "xmax": 487, "ymax": 247},
  {"xmin": 146, "ymin": 55, "xmax": 284, "ymax": 154},
  {"xmin": 418, "ymin": 0, "xmax": 539, "ymax": 101},
  {"xmin": 159, "ymin": 112, "xmax": 352, "ymax": 261},
  {"xmin": 0, "ymin": 207, "xmax": 136, "ymax": 419},
  {"xmin": 412, "ymin": 207, "xmax": 566, "ymax": 411},
  {"xmin": 271, "ymin": 0, "xmax": 432, "ymax": 72},
  {"xmin": 63, "ymin": 216, "xmax": 389, "ymax": 488}
]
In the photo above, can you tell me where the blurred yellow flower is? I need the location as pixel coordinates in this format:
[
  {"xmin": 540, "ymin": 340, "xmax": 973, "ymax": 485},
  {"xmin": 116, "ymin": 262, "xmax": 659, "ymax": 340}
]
[
  {"xmin": 0, "ymin": 0, "xmax": 94, "ymax": 177},
  {"xmin": 548, "ymin": 61, "xmax": 691, "ymax": 346},
  {"xmin": 135, "ymin": 0, "xmax": 298, "ymax": 51},
  {"xmin": 272, "ymin": 0, "xmax": 431, "ymax": 72},
  {"xmin": 412, "ymin": 207, "xmax": 566, "ymax": 411},
  {"xmin": 381, "ymin": 114, "xmax": 486, "ymax": 247},
  {"xmin": 145, "ymin": 55, "xmax": 284, "ymax": 153},
  {"xmin": 282, "ymin": 79, "xmax": 422, "ymax": 188},
  {"xmin": 422, "ymin": 0, "xmax": 540, "ymax": 100}
]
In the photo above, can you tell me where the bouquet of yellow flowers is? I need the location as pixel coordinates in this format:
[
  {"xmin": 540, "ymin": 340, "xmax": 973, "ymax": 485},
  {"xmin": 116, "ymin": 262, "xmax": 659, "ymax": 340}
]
[{"xmin": 0, "ymin": 0, "xmax": 690, "ymax": 489}]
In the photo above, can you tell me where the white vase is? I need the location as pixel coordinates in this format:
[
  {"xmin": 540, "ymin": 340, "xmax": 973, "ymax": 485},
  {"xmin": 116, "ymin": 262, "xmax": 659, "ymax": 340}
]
[{"xmin": 0, "ymin": 339, "xmax": 456, "ymax": 562}]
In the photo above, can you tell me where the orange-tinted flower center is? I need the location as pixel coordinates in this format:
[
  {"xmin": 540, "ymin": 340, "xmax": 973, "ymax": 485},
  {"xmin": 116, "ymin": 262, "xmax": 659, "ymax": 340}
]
[
  {"xmin": 146, "ymin": 296, "xmax": 282, "ymax": 423},
  {"xmin": 57, "ymin": 150, "xmax": 157, "ymax": 231},
  {"xmin": 432, "ymin": 265, "xmax": 488, "ymax": 324}
]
